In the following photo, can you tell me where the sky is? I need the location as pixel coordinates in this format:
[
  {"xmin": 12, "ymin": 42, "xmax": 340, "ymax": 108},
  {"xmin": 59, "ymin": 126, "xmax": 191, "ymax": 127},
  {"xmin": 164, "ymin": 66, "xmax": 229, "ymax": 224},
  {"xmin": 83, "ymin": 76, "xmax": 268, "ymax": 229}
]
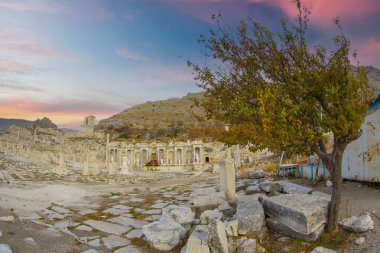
[{"xmin": 0, "ymin": 0, "xmax": 379, "ymax": 128}]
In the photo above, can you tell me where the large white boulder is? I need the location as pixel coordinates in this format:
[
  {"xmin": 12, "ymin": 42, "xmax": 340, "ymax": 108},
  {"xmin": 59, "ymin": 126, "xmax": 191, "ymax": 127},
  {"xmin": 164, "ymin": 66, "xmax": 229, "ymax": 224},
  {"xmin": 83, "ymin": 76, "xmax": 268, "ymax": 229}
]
[
  {"xmin": 142, "ymin": 216, "xmax": 186, "ymax": 251},
  {"xmin": 339, "ymin": 213, "xmax": 374, "ymax": 233},
  {"xmin": 234, "ymin": 196, "xmax": 265, "ymax": 235},
  {"xmin": 260, "ymin": 194, "xmax": 329, "ymax": 234},
  {"xmin": 162, "ymin": 205, "xmax": 195, "ymax": 225}
]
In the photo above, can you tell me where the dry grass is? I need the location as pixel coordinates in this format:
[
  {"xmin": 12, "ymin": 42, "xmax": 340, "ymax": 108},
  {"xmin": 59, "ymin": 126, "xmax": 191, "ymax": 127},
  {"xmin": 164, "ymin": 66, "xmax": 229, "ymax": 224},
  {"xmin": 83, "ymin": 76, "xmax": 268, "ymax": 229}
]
[
  {"xmin": 239, "ymin": 165, "xmax": 250, "ymax": 179},
  {"xmin": 263, "ymin": 162, "xmax": 278, "ymax": 174},
  {"xmin": 260, "ymin": 229, "xmax": 355, "ymax": 253}
]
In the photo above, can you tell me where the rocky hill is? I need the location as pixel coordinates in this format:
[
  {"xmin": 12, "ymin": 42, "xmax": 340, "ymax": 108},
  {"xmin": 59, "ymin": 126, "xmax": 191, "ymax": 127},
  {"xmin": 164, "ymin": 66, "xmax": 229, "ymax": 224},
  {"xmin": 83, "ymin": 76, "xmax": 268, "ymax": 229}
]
[
  {"xmin": 0, "ymin": 118, "xmax": 33, "ymax": 129},
  {"xmin": 98, "ymin": 66, "xmax": 380, "ymax": 132},
  {"xmin": 0, "ymin": 117, "xmax": 57, "ymax": 129},
  {"xmin": 33, "ymin": 117, "xmax": 57, "ymax": 129},
  {"xmin": 97, "ymin": 92, "xmax": 213, "ymax": 130}
]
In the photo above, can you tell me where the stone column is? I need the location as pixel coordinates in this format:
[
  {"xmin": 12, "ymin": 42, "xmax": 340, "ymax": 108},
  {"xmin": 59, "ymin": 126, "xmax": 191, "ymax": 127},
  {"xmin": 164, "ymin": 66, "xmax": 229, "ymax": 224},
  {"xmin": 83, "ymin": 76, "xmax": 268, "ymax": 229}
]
[
  {"xmin": 219, "ymin": 159, "xmax": 237, "ymax": 205},
  {"xmin": 57, "ymin": 149, "xmax": 68, "ymax": 175},
  {"xmin": 33, "ymin": 128, "xmax": 38, "ymax": 142},
  {"xmin": 105, "ymin": 133, "xmax": 110, "ymax": 164}
]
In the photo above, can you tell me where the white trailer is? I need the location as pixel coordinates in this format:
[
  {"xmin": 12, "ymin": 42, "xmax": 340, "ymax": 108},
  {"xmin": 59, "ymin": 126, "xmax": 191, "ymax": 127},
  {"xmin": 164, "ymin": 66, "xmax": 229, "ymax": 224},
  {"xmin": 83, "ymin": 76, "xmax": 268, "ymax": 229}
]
[{"xmin": 342, "ymin": 106, "xmax": 380, "ymax": 182}]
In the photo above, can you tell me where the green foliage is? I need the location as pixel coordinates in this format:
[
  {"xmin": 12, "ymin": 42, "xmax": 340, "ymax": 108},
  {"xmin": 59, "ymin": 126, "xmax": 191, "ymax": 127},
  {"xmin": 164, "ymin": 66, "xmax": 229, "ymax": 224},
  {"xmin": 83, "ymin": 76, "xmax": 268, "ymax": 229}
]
[
  {"xmin": 189, "ymin": 0, "xmax": 374, "ymax": 156},
  {"xmin": 119, "ymin": 133, "xmax": 129, "ymax": 139}
]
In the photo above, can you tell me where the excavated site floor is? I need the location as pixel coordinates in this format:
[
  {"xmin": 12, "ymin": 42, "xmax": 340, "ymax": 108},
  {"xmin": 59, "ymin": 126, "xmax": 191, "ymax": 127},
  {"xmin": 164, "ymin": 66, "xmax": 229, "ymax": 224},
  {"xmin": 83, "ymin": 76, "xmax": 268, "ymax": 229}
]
[
  {"xmin": 0, "ymin": 154, "xmax": 379, "ymax": 253},
  {"xmin": 0, "ymin": 154, "xmax": 219, "ymax": 253}
]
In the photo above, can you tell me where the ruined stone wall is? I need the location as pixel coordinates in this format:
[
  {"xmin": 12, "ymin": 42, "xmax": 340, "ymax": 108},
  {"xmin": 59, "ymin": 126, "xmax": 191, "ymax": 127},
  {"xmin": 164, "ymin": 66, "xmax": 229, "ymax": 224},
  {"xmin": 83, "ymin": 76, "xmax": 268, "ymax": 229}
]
[{"xmin": 0, "ymin": 126, "xmax": 106, "ymax": 172}]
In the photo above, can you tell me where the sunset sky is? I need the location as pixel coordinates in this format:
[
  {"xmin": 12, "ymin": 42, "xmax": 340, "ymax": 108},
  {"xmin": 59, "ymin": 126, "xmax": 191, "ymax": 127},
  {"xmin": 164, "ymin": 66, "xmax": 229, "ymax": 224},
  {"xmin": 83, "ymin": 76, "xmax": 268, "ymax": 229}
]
[{"xmin": 1, "ymin": 0, "xmax": 379, "ymax": 128}]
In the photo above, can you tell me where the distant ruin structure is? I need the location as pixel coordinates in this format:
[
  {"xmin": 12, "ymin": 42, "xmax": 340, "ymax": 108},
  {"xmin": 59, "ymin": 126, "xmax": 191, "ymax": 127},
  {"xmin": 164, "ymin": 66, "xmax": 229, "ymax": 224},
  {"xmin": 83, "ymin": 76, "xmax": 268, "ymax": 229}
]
[
  {"xmin": 78, "ymin": 115, "xmax": 96, "ymax": 137},
  {"xmin": 0, "ymin": 115, "xmax": 270, "ymax": 177}
]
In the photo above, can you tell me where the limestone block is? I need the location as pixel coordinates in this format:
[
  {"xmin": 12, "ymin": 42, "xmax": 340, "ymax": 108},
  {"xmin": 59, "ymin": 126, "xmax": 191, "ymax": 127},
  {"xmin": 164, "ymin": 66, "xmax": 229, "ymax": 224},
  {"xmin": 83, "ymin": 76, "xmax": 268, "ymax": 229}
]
[
  {"xmin": 193, "ymin": 192, "xmax": 226, "ymax": 207},
  {"xmin": 259, "ymin": 181, "xmax": 283, "ymax": 193},
  {"xmin": 266, "ymin": 218, "xmax": 324, "ymax": 242},
  {"xmin": 339, "ymin": 213, "xmax": 374, "ymax": 233},
  {"xmin": 181, "ymin": 236, "xmax": 211, "ymax": 253},
  {"xmin": 208, "ymin": 219, "xmax": 230, "ymax": 253},
  {"xmin": 200, "ymin": 209, "xmax": 223, "ymax": 224},
  {"xmin": 279, "ymin": 181, "xmax": 312, "ymax": 194},
  {"xmin": 311, "ymin": 191, "xmax": 331, "ymax": 201},
  {"xmin": 260, "ymin": 194, "xmax": 329, "ymax": 234},
  {"xmin": 233, "ymin": 196, "xmax": 265, "ymax": 235},
  {"xmin": 236, "ymin": 237, "xmax": 256, "ymax": 253},
  {"xmin": 310, "ymin": 247, "xmax": 337, "ymax": 253},
  {"xmin": 142, "ymin": 216, "xmax": 186, "ymax": 251},
  {"xmin": 246, "ymin": 185, "xmax": 261, "ymax": 195},
  {"xmin": 249, "ymin": 170, "xmax": 267, "ymax": 179},
  {"xmin": 190, "ymin": 225, "xmax": 209, "ymax": 244},
  {"xmin": 161, "ymin": 205, "xmax": 195, "ymax": 225},
  {"xmin": 235, "ymin": 182, "xmax": 246, "ymax": 192},
  {"xmin": 226, "ymin": 220, "xmax": 239, "ymax": 237}
]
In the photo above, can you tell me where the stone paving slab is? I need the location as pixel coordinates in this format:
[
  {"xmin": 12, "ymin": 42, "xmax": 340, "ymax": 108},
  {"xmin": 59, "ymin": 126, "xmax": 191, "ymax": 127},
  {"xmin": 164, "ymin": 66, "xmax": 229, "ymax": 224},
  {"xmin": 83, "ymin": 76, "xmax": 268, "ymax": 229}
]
[
  {"xmin": 142, "ymin": 209, "xmax": 161, "ymax": 215},
  {"xmin": 108, "ymin": 216, "xmax": 148, "ymax": 228},
  {"xmin": 75, "ymin": 225, "xmax": 94, "ymax": 232},
  {"xmin": 102, "ymin": 235, "xmax": 130, "ymax": 249},
  {"xmin": 103, "ymin": 208, "xmax": 131, "ymax": 215},
  {"xmin": 126, "ymin": 229, "xmax": 143, "ymax": 239},
  {"xmin": 53, "ymin": 220, "xmax": 79, "ymax": 229},
  {"xmin": 143, "ymin": 215, "xmax": 161, "ymax": 222},
  {"xmin": 51, "ymin": 206, "xmax": 71, "ymax": 215},
  {"xmin": 114, "ymin": 245, "xmax": 142, "ymax": 253},
  {"xmin": 150, "ymin": 202, "xmax": 169, "ymax": 209},
  {"xmin": 84, "ymin": 220, "xmax": 131, "ymax": 235}
]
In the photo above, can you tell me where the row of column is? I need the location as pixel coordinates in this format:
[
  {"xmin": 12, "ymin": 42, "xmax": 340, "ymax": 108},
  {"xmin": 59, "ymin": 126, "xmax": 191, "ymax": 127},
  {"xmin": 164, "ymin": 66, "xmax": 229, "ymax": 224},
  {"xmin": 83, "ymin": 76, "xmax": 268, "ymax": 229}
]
[{"xmin": 107, "ymin": 146, "xmax": 202, "ymax": 167}]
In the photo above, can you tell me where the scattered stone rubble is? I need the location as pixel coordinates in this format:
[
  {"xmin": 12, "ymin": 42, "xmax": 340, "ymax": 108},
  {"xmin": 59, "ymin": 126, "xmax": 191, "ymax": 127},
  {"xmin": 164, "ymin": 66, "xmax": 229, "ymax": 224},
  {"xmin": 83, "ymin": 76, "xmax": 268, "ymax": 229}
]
[
  {"xmin": 140, "ymin": 165, "xmax": 367, "ymax": 253},
  {"xmin": 339, "ymin": 213, "xmax": 374, "ymax": 233}
]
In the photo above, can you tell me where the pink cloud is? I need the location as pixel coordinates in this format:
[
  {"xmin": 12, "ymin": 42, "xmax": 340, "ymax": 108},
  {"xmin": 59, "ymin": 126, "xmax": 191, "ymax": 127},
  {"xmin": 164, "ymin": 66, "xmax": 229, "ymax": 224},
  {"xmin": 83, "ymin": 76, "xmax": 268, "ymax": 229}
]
[
  {"xmin": 167, "ymin": 0, "xmax": 380, "ymax": 28},
  {"xmin": 352, "ymin": 37, "xmax": 380, "ymax": 67},
  {"xmin": 266, "ymin": 0, "xmax": 380, "ymax": 28},
  {"xmin": 0, "ymin": 60, "xmax": 34, "ymax": 74},
  {"xmin": 0, "ymin": 30, "xmax": 83, "ymax": 61},
  {"xmin": 0, "ymin": 0, "xmax": 62, "ymax": 12},
  {"xmin": 0, "ymin": 96, "xmax": 123, "ymax": 128}
]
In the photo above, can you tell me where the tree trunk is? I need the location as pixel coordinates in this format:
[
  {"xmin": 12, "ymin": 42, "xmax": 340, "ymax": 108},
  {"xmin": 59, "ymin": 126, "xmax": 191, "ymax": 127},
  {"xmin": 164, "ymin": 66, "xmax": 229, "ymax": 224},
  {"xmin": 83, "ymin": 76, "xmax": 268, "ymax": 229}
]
[{"xmin": 325, "ymin": 142, "xmax": 345, "ymax": 232}]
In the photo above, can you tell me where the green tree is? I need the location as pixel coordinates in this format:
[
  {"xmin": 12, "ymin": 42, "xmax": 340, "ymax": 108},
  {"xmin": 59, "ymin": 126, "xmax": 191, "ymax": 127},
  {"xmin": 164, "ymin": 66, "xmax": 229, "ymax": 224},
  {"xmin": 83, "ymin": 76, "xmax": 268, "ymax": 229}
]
[{"xmin": 189, "ymin": 0, "xmax": 373, "ymax": 231}]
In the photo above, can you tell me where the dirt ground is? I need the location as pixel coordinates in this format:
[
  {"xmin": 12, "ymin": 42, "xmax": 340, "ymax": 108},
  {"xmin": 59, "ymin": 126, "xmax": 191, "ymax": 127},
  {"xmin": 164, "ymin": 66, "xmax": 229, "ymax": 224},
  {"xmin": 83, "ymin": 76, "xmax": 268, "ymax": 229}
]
[{"xmin": 292, "ymin": 178, "xmax": 380, "ymax": 253}]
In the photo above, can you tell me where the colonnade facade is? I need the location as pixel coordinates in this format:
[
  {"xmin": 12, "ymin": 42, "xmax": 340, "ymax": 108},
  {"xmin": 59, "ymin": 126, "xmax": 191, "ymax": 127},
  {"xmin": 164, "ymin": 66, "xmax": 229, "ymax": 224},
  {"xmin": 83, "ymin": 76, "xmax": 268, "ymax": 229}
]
[{"xmin": 106, "ymin": 140, "xmax": 204, "ymax": 172}]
